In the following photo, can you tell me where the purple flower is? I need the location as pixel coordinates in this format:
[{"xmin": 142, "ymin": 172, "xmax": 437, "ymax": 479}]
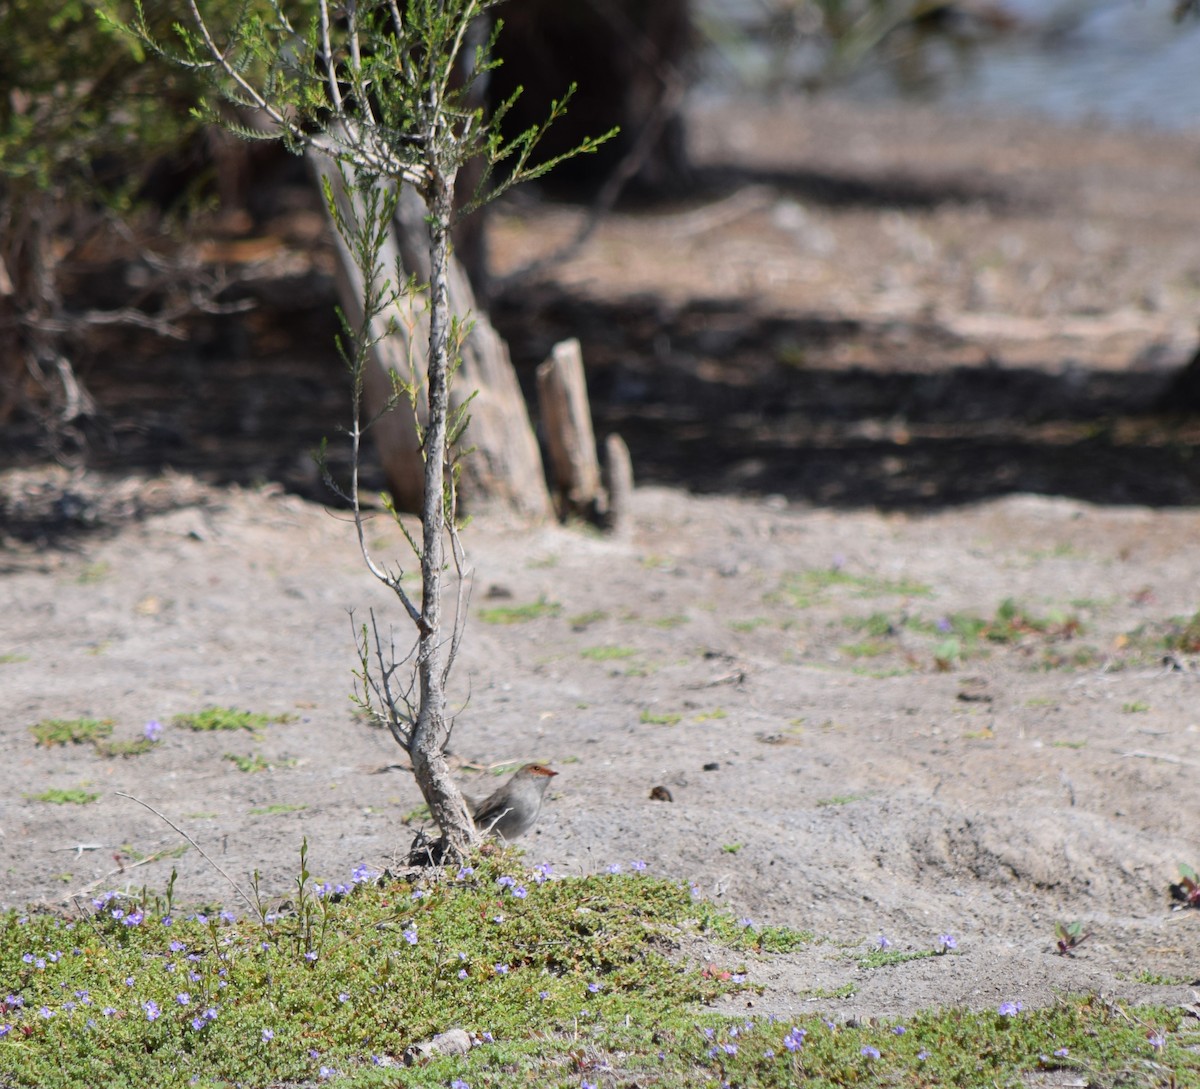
[
  {"xmin": 262, "ymin": 1028, "xmax": 275, "ymax": 1042},
  {"xmin": 497, "ymin": 875, "xmax": 516, "ymax": 889},
  {"xmin": 494, "ymin": 964, "xmax": 509, "ymax": 975},
  {"xmin": 351, "ymin": 863, "xmax": 376, "ymax": 884},
  {"xmin": 511, "ymin": 885, "xmax": 528, "ymax": 899},
  {"xmin": 1148, "ymin": 1031, "xmax": 1166, "ymax": 1051},
  {"xmin": 102, "ymin": 1007, "xmax": 116, "ymax": 1017},
  {"xmin": 219, "ymin": 910, "xmax": 236, "ymax": 924},
  {"xmin": 1053, "ymin": 1047, "xmax": 1069, "ymax": 1058},
  {"xmin": 456, "ymin": 866, "xmax": 474, "ymax": 880},
  {"xmin": 451, "ymin": 1080, "xmax": 470, "ymax": 1089},
  {"xmin": 319, "ymin": 1066, "xmax": 335, "ymax": 1080},
  {"xmin": 337, "ymin": 993, "xmax": 350, "ymax": 1004},
  {"xmin": 533, "ymin": 862, "xmax": 553, "ymax": 883},
  {"xmin": 403, "ymin": 927, "xmax": 418, "ymax": 945},
  {"xmin": 587, "ymin": 982, "xmax": 601, "ymax": 993},
  {"xmin": 143, "ymin": 719, "xmax": 163, "ymax": 741},
  {"xmin": 783, "ymin": 1027, "xmax": 806, "ymax": 1052},
  {"xmin": 997, "ymin": 1001, "xmax": 1023, "ymax": 1017},
  {"xmin": 607, "ymin": 863, "xmax": 622, "ymax": 874},
  {"xmin": 630, "ymin": 859, "xmax": 647, "ymax": 872},
  {"xmin": 203, "ymin": 1007, "xmax": 218, "ymax": 1022},
  {"xmin": 876, "ymin": 933, "xmax": 891, "ymax": 950},
  {"xmin": 38, "ymin": 1007, "xmax": 53, "ymax": 1019},
  {"xmin": 917, "ymin": 1050, "xmax": 930, "ymax": 1061},
  {"xmin": 722, "ymin": 1043, "xmax": 738, "ymax": 1055},
  {"xmin": 191, "ymin": 1016, "xmax": 206, "ymax": 1030},
  {"xmin": 160, "ymin": 916, "xmax": 173, "ymax": 926},
  {"xmin": 939, "ymin": 933, "xmax": 957, "ymax": 950},
  {"xmin": 5, "ymin": 996, "xmax": 23, "ymax": 1009},
  {"xmin": 143, "ymin": 1000, "xmax": 160, "ymax": 1022},
  {"xmin": 892, "ymin": 1025, "xmax": 906, "ymax": 1035},
  {"xmin": 304, "ymin": 951, "xmax": 318, "ymax": 963},
  {"xmin": 125, "ymin": 977, "xmax": 135, "ymax": 987},
  {"xmin": 170, "ymin": 941, "xmax": 186, "ymax": 953},
  {"xmin": 538, "ymin": 990, "xmax": 550, "ymax": 1000},
  {"xmin": 175, "ymin": 993, "xmax": 190, "ymax": 1006},
  {"xmin": 936, "ymin": 616, "xmax": 953, "ymax": 633},
  {"xmin": 861, "ymin": 1046, "xmax": 881, "ymax": 1060},
  {"xmin": 457, "ymin": 968, "xmax": 468, "ymax": 980},
  {"xmin": 0, "ymin": 1026, "xmax": 10, "ymax": 1038},
  {"xmin": 20, "ymin": 955, "xmax": 32, "ymax": 965}
]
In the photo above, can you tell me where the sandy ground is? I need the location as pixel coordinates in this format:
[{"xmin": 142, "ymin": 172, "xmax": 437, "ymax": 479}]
[
  {"xmin": 2, "ymin": 95, "xmax": 1200, "ymax": 1021},
  {"xmin": 2, "ymin": 477, "xmax": 1199, "ymax": 1019}
]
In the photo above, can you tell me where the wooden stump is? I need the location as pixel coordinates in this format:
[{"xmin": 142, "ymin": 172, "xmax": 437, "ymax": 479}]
[
  {"xmin": 537, "ymin": 338, "xmax": 603, "ymax": 519},
  {"xmin": 602, "ymin": 432, "xmax": 634, "ymax": 536},
  {"xmin": 537, "ymin": 338, "xmax": 633, "ymax": 533}
]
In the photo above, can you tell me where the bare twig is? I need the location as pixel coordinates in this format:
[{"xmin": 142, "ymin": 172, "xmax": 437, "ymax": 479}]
[
  {"xmin": 114, "ymin": 791, "xmax": 257, "ymax": 913},
  {"xmin": 1117, "ymin": 749, "xmax": 1200, "ymax": 769},
  {"xmin": 318, "ymin": 0, "xmax": 345, "ymax": 116},
  {"xmin": 67, "ymin": 854, "xmax": 170, "ymax": 905}
]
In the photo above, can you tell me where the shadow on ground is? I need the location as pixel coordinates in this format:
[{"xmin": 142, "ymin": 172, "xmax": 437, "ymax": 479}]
[
  {"xmin": 492, "ymin": 286, "xmax": 1200, "ymax": 509},
  {"xmin": 3, "ymin": 271, "xmax": 1199, "ymax": 547}
]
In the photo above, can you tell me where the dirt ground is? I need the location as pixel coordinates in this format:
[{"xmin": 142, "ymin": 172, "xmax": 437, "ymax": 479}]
[{"xmin": 2, "ymin": 96, "xmax": 1200, "ymax": 1022}]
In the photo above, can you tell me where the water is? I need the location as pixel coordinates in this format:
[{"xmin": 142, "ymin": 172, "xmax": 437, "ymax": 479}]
[{"xmin": 698, "ymin": 0, "xmax": 1200, "ymax": 133}]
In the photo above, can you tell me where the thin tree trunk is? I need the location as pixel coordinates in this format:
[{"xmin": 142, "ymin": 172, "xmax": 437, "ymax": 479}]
[{"xmin": 410, "ymin": 174, "xmax": 477, "ymax": 856}]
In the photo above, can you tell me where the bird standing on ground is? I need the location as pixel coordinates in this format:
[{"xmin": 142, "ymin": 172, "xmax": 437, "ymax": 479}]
[{"xmin": 471, "ymin": 763, "xmax": 557, "ymax": 841}]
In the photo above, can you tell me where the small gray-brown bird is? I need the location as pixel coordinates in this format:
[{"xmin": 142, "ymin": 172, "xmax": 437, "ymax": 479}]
[{"xmin": 471, "ymin": 763, "xmax": 557, "ymax": 841}]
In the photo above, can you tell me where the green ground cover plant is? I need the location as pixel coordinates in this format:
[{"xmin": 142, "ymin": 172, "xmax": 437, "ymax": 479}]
[
  {"xmin": 172, "ymin": 708, "xmax": 290, "ymax": 733},
  {"xmin": 30, "ymin": 717, "xmax": 113, "ymax": 748},
  {"xmin": 31, "ymin": 717, "xmax": 165, "ymax": 759},
  {"xmin": 24, "ymin": 788, "xmax": 99, "ymax": 806},
  {"xmin": 477, "ymin": 599, "xmax": 563, "ymax": 624},
  {"xmin": 775, "ymin": 567, "xmax": 933, "ymax": 609},
  {"xmin": 835, "ymin": 598, "xmax": 1088, "ymax": 671},
  {"xmin": 0, "ymin": 852, "xmax": 1192, "ymax": 1088}
]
